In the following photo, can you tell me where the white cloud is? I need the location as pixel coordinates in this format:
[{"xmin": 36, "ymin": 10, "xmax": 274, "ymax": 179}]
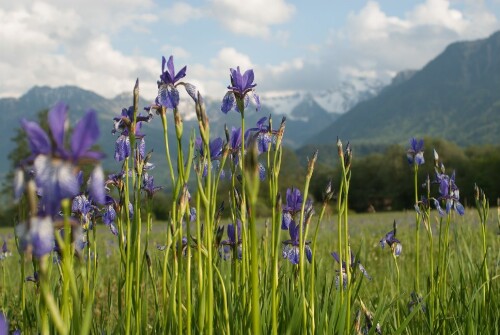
[
  {"xmin": 340, "ymin": 0, "xmax": 500, "ymax": 73},
  {"xmin": 1, "ymin": 0, "xmax": 499, "ymax": 102},
  {"xmin": 185, "ymin": 47, "xmax": 255, "ymax": 98},
  {"xmin": 0, "ymin": 0, "xmax": 161, "ymax": 99},
  {"xmin": 254, "ymin": 0, "xmax": 500, "ymax": 94},
  {"xmin": 161, "ymin": 45, "xmax": 191, "ymax": 59},
  {"xmin": 266, "ymin": 58, "xmax": 303, "ymax": 76},
  {"xmin": 163, "ymin": 2, "xmax": 204, "ymax": 25},
  {"xmin": 209, "ymin": 0, "xmax": 295, "ymax": 38}
]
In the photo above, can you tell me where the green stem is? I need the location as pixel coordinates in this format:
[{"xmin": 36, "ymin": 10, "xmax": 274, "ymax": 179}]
[
  {"xmin": 414, "ymin": 165, "xmax": 420, "ymax": 293},
  {"xmin": 160, "ymin": 108, "xmax": 175, "ymax": 188},
  {"xmin": 392, "ymin": 252, "xmax": 401, "ymax": 327}
]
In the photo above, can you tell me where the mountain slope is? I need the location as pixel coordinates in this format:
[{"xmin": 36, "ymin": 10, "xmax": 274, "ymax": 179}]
[{"xmin": 308, "ymin": 31, "xmax": 500, "ymax": 146}]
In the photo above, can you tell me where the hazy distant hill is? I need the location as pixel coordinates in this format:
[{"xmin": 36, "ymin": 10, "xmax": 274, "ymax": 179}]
[{"xmin": 308, "ymin": 31, "xmax": 500, "ymax": 147}]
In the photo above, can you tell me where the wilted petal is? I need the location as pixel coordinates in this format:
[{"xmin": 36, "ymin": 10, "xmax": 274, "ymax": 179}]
[
  {"xmin": 281, "ymin": 212, "xmax": 292, "ymax": 230},
  {"xmin": 433, "ymin": 199, "xmax": 445, "ymax": 216},
  {"xmin": 221, "ymin": 92, "xmax": 235, "ymax": 114},
  {"xmin": 305, "ymin": 245, "xmax": 312, "ymax": 263},
  {"xmin": 455, "ymin": 202, "xmax": 465, "ymax": 216},
  {"xmin": 109, "ymin": 222, "xmax": 118, "ymax": 236},
  {"xmin": 183, "ymin": 83, "xmax": 198, "ymax": 102},
  {"xmin": 252, "ymin": 91, "xmax": 261, "ymax": 112},
  {"xmin": 358, "ymin": 262, "xmax": 372, "ymax": 280}
]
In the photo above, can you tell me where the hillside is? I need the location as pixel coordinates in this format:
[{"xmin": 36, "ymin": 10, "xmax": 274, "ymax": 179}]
[{"xmin": 308, "ymin": 31, "xmax": 500, "ymax": 147}]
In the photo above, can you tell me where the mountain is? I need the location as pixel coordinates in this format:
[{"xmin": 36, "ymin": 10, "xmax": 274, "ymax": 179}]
[
  {"xmin": 0, "ymin": 79, "xmax": 382, "ymax": 183},
  {"xmin": 308, "ymin": 31, "xmax": 500, "ymax": 148}
]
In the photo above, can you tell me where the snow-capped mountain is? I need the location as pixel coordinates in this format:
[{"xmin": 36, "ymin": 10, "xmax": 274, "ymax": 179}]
[{"xmin": 260, "ymin": 77, "xmax": 386, "ymax": 118}]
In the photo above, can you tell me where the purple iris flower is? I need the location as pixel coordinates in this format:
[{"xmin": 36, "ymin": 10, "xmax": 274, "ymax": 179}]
[
  {"xmin": 16, "ymin": 216, "xmax": 55, "ymax": 258},
  {"xmin": 281, "ymin": 188, "xmax": 313, "ymax": 230},
  {"xmin": 72, "ymin": 194, "xmax": 93, "ymax": 226},
  {"xmin": 282, "ymin": 221, "xmax": 312, "ymax": 265},
  {"xmin": 105, "ymin": 171, "xmax": 125, "ymax": 193},
  {"xmin": 20, "ymin": 102, "xmax": 105, "ymax": 215},
  {"xmin": 102, "ymin": 196, "xmax": 118, "ymax": 235},
  {"xmin": 221, "ymin": 66, "xmax": 260, "ymax": 114},
  {"xmin": 331, "ymin": 251, "xmax": 371, "ymax": 288},
  {"xmin": 380, "ymin": 221, "xmax": 402, "ymax": 256},
  {"xmin": 221, "ymin": 220, "xmax": 242, "ymax": 260},
  {"xmin": 112, "ymin": 106, "xmax": 149, "ymax": 162},
  {"xmin": 0, "ymin": 239, "xmax": 11, "ymax": 260},
  {"xmin": 433, "ymin": 170, "xmax": 465, "ymax": 216},
  {"xmin": 34, "ymin": 155, "xmax": 80, "ymax": 216},
  {"xmin": 160, "ymin": 55, "xmax": 187, "ymax": 85},
  {"xmin": 195, "ymin": 137, "xmax": 224, "ymax": 177},
  {"xmin": 142, "ymin": 173, "xmax": 163, "ymax": 199},
  {"xmin": 157, "ymin": 55, "xmax": 199, "ymax": 109},
  {"xmin": 112, "ymin": 106, "xmax": 151, "ymax": 135},
  {"xmin": 195, "ymin": 137, "xmax": 224, "ymax": 160},
  {"xmin": 228, "ymin": 67, "xmax": 256, "ymax": 96},
  {"xmin": 102, "ymin": 195, "xmax": 133, "ymax": 236},
  {"xmin": 407, "ymin": 138, "xmax": 425, "ymax": 166},
  {"xmin": 23, "ymin": 102, "xmax": 103, "ymax": 163},
  {"xmin": 246, "ymin": 117, "xmax": 276, "ymax": 154}
]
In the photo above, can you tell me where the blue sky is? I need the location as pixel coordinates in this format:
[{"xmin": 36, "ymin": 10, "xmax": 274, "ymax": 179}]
[{"xmin": 1, "ymin": 0, "xmax": 500, "ymax": 100}]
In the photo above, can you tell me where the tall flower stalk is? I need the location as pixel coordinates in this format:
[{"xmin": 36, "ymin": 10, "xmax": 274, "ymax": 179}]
[
  {"xmin": 474, "ymin": 185, "xmax": 490, "ymax": 305},
  {"xmin": 221, "ymin": 66, "xmax": 261, "ymax": 334},
  {"xmin": 335, "ymin": 138, "xmax": 354, "ymax": 332},
  {"xmin": 407, "ymin": 138, "xmax": 424, "ymax": 293}
]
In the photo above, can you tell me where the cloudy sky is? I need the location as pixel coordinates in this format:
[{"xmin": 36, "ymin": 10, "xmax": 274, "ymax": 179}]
[{"xmin": 1, "ymin": 0, "xmax": 499, "ymax": 100}]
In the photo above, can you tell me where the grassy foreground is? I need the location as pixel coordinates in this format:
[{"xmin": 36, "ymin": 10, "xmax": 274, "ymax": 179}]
[{"xmin": 1, "ymin": 209, "xmax": 498, "ymax": 334}]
